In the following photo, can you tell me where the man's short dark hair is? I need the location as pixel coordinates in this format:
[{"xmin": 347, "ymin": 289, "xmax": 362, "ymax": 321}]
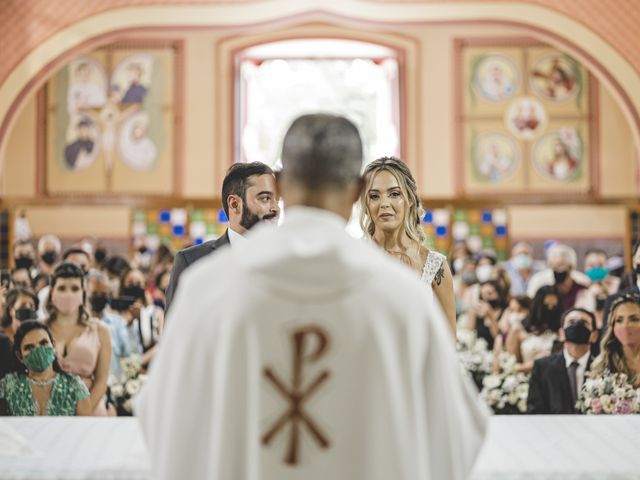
[
  {"xmin": 281, "ymin": 114, "xmax": 363, "ymax": 190},
  {"xmin": 221, "ymin": 162, "xmax": 274, "ymax": 218},
  {"xmin": 63, "ymin": 248, "xmax": 90, "ymax": 261},
  {"xmin": 561, "ymin": 307, "xmax": 597, "ymax": 331}
]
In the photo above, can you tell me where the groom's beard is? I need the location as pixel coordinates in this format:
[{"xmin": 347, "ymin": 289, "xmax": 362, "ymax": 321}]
[{"xmin": 240, "ymin": 206, "xmax": 277, "ymax": 231}]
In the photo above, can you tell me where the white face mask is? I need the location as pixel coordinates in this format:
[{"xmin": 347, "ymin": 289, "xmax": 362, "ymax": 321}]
[
  {"xmin": 476, "ymin": 264, "xmax": 493, "ymax": 283},
  {"xmin": 509, "ymin": 312, "xmax": 527, "ymax": 326},
  {"xmin": 453, "ymin": 258, "xmax": 465, "ymax": 275}
]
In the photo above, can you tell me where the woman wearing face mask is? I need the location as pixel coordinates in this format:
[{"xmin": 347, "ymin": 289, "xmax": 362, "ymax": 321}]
[
  {"xmin": 120, "ymin": 268, "xmax": 163, "ymax": 368},
  {"xmin": 590, "ymin": 293, "xmax": 640, "ymax": 387},
  {"xmin": 360, "ymin": 157, "xmax": 456, "ymax": 334},
  {"xmin": 491, "ymin": 295, "xmax": 532, "ymax": 372},
  {"xmin": 1, "ymin": 287, "xmax": 38, "ymax": 343},
  {"xmin": 461, "ymin": 280, "xmax": 507, "ymax": 350},
  {"xmin": 0, "ymin": 321, "xmax": 91, "ymax": 416},
  {"xmin": 506, "ymin": 285, "xmax": 564, "ymax": 373},
  {"xmin": 46, "ymin": 263, "xmax": 111, "ymax": 416}
]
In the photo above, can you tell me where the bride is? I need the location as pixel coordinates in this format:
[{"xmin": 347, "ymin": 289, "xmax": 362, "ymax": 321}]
[{"xmin": 360, "ymin": 157, "xmax": 456, "ymax": 334}]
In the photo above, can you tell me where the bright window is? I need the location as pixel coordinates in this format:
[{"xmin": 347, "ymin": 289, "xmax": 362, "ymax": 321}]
[{"xmin": 236, "ymin": 39, "xmax": 401, "ymax": 169}]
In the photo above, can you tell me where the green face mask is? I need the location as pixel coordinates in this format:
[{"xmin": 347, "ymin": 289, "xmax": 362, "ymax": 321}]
[{"xmin": 23, "ymin": 345, "xmax": 56, "ymax": 373}]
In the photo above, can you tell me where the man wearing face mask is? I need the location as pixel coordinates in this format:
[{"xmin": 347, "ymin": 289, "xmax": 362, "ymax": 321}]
[
  {"xmin": 503, "ymin": 242, "xmax": 542, "ymax": 296},
  {"xmin": 527, "ymin": 243, "xmax": 590, "ymax": 309},
  {"xmin": 164, "ymin": 161, "xmax": 280, "ymax": 312},
  {"xmin": 527, "ymin": 308, "xmax": 598, "ymax": 414},
  {"xmin": 87, "ymin": 271, "xmax": 130, "ymax": 378},
  {"xmin": 36, "ymin": 234, "xmax": 62, "ymax": 276},
  {"xmin": 12, "ymin": 240, "xmax": 37, "ymax": 277}
]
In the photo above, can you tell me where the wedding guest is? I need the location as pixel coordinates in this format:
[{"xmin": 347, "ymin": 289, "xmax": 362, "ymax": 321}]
[
  {"xmin": 461, "ymin": 280, "xmax": 507, "ymax": 349},
  {"xmin": 503, "ymin": 242, "xmax": 541, "ymax": 296},
  {"xmin": 527, "ymin": 308, "xmax": 598, "ymax": 414},
  {"xmin": 360, "ymin": 156, "xmax": 456, "ymax": 333},
  {"xmin": 86, "ymin": 270, "xmax": 130, "ymax": 378},
  {"xmin": 491, "ymin": 295, "xmax": 532, "ymax": 372},
  {"xmin": 0, "ymin": 321, "xmax": 91, "ymax": 416},
  {"xmin": 1, "ymin": 288, "xmax": 38, "ymax": 343},
  {"xmin": 119, "ymin": 268, "xmax": 163, "ymax": 368},
  {"xmin": 9, "ymin": 268, "xmax": 32, "ymax": 290},
  {"xmin": 46, "ymin": 263, "xmax": 111, "ymax": 415},
  {"xmin": 590, "ymin": 293, "xmax": 640, "ymax": 387},
  {"xmin": 37, "ymin": 234, "xmax": 62, "ymax": 276},
  {"xmin": 506, "ymin": 285, "xmax": 563, "ymax": 373},
  {"xmin": 526, "ymin": 243, "xmax": 589, "ymax": 309}
]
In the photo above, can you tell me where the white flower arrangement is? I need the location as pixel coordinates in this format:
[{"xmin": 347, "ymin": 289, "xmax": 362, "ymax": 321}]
[
  {"xmin": 479, "ymin": 352, "xmax": 529, "ymax": 414},
  {"xmin": 576, "ymin": 370, "xmax": 640, "ymax": 415},
  {"xmin": 109, "ymin": 354, "xmax": 146, "ymax": 415},
  {"xmin": 456, "ymin": 329, "xmax": 494, "ymax": 389}
]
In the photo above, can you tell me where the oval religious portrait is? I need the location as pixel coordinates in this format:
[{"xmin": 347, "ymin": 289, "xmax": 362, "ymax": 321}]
[
  {"xmin": 505, "ymin": 96, "xmax": 547, "ymax": 140},
  {"xmin": 111, "ymin": 53, "xmax": 155, "ymax": 106},
  {"xmin": 472, "ymin": 54, "xmax": 519, "ymax": 102},
  {"xmin": 63, "ymin": 114, "xmax": 101, "ymax": 171},
  {"xmin": 66, "ymin": 56, "xmax": 108, "ymax": 116},
  {"xmin": 532, "ymin": 128, "xmax": 583, "ymax": 181},
  {"xmin": 118, "ymin": 111, "xmax": 158, "ymax": 171},
  {"xmin": 472, "ymin": 132, "xmax": 520, "ymax": 183},
  {"xmin": 529, "ymin": 54, "xmax": 579, "ymax": 102}
]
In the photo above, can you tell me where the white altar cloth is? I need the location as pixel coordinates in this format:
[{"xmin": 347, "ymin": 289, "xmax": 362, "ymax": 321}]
[{"xmin": 1, "ymin": 416, "xmax": 640, "ymax": 480}]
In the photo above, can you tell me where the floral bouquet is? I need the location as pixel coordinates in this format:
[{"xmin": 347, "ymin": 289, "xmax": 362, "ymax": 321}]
[
  {"xmin": 576, "ymin": 370, "xmax": 640, "ymax": 415},
  {"xmin": 480, "ymin": 353, "xmax": 529, "ymax": 414},
  {"xmin": 109, "ymin": 354, "xmax": 148, "ymax": 416},
  {"xmin": 456, "ymin": 329, "xmax": 493, "ymax": 390}
]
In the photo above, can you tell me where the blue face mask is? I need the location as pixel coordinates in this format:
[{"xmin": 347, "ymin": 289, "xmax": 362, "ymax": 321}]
[
  {"xmin": 586, "ymin": 267, "xmax": 609, "ymax": 282},
  {"xmin": 512, "ymin": 254, "xmax": 532, "ymax": 270}
]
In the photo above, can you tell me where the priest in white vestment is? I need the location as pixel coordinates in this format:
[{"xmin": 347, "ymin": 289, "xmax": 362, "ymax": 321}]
[{"xmin": 136, "ymin": 114, "xmax": 488, "ymax": 480}]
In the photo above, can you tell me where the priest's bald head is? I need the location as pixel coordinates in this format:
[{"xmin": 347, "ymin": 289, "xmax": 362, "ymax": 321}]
[{"xmin": 279, "ymin": 114, "xmax": 364, "ymax": 220}]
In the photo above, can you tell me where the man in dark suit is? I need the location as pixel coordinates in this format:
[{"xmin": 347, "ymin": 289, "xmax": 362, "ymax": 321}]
[
  {"xmin": 527, "ymin": 307, "xmax": 598, "ymax": 414},
  {"xmin": 165, "ymin": 162, "xmax": 279, "ymax": 312}
]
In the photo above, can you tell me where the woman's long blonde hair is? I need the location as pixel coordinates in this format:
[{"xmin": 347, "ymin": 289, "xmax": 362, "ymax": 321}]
[
  {"xmin": 591, "ymin": 293, "xmax": 640, "ymax": 384},
  {"xmin": 360, "ymin": 157, "xmax": 426, "ymax": 264}
]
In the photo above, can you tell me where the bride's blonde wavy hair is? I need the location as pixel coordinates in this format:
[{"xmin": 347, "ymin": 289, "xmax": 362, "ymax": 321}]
[
  {"xmin": 359, "ymin": 156, "xmax": 426, "ymax": 253},
  {"xmin": 591, "ymin": 293, "xmax": 640, "ymax": 385}
]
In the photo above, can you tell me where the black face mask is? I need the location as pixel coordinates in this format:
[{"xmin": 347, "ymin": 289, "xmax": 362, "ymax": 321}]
[
  {"xmin": 122, "ymin": 285, "xmax": 146, "ymax": 301},
  {"xmin": 553, "ymin": 270, "xmax": 568, "ymax": 284},
  {"xmin": 90, "ymin": 295, "xmax": 109, "ymax": 313},
  {"xmin": 94, "ymin": 248, "xmax": 107, "ymax": 264},
  {"xmin": 14, "ymin": 256, "xmax": 34, "ymax": 270},
  {"xmin": 41, "ymin": 251, "xmax": 58, "ymax": 266},
  {"xmin": 486, "ymin": 299, "xmax": 502, "ymax": 310},
  {"xmin": 15, "ymin": 307, "xmax": 37, "ymax": 322},
  {"xmin": 564, "ymin": 323, "xmax": 592, "ymax": 345},
  {"xmin": 595, "ymin": 297, "xmax": 606, "ymax": 311}
]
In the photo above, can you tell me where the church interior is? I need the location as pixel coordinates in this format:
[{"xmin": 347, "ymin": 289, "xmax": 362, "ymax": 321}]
[{"xmin": 0, "ymin": 0, "xmax": 639, "ymax": 478}]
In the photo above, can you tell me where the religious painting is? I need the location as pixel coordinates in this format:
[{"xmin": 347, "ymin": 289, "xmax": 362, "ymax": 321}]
[
  {"xmin": 529, "ymin": 53, "xmax": 580, "ymax": 103},
  {"xmin": 472, "ymin": 132, "xmax": 520, "ymax": 183},
  {"xmin": 532, "ymin": 128, "xmax": 583, "ymax": 182},
  {"xmin": 504, "ymin": 97, "xmax": 547, "ymax": 140},
  {"xmin": 459, "ymin": 40, "xmax": 593, "ymax": 195},
  {"xmin": 471, "ymin": 54, "xmax": 519, "ymax": 103},
  {"xmin": 45, "ymin": 42, "xmax": 179, "ymax": 195}
]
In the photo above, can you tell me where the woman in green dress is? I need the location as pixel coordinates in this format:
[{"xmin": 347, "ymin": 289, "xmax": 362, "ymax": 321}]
[{"xmin": 0, "ymin": 321, "xmax": 91, "ymax": 416}]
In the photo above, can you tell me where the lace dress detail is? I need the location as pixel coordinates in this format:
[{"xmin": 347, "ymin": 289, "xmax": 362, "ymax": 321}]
[{"xmin": 420, "ymin": 250, "xmax": 446, "ymax": 285}]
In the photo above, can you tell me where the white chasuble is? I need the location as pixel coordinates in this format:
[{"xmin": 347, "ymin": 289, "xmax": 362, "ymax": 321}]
[{"xmin": 136, "ymin": 207, "xmax": 488, "ymax": 480}]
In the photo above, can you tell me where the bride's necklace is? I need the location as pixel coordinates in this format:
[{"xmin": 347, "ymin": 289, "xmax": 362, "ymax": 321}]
[{"xmin": 27, "ymin": 373, "xmax": 56, "ymax": 387}]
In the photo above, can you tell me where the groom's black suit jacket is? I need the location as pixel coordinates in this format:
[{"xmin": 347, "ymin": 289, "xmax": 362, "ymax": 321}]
[{"xmin": 164, "ymin": 230, "xmax": 230, "ymax": 314}]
